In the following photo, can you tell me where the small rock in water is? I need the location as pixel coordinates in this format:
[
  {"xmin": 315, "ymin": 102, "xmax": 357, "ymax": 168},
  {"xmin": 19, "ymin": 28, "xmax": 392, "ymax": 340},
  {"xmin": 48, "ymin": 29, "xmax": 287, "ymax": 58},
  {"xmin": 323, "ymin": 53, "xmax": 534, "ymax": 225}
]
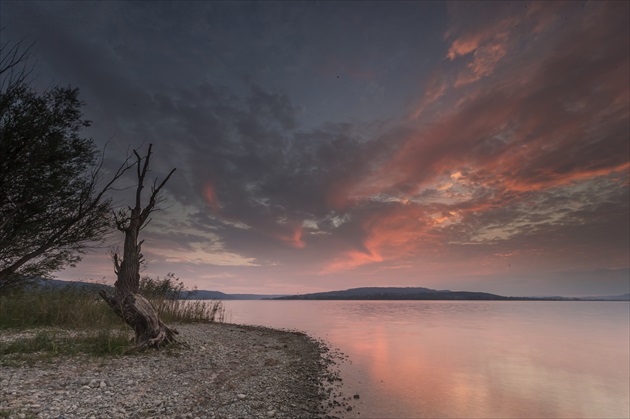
[{"xmin": 237, "ymin": 393, "xmax": 247, "ymax": 400}]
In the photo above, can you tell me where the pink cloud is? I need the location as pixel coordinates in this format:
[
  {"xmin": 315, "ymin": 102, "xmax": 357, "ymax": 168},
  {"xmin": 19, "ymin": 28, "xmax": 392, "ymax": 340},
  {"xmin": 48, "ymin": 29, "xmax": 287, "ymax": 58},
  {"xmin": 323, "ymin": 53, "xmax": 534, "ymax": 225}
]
[
  {"xmin": 325, "ymin": 1, "xmax": 629, "ymax": 272},
  {"xmin": 410, "ymin": 73, "xmax": 450, "ymax": 119},
  {"xmin": 454, "ymin": 34, "xmax": 508, "ymax": 87},
  {"xmin": 203, "ymin": 183, "xmax": 220, "ymax": 211},
  {"xmin": 323, "ymin": 206, "xmax": 442, "ymax": 273},
  {"xmin": 275, "ymin": 224, "xmax": 306, "ymax": 249}
]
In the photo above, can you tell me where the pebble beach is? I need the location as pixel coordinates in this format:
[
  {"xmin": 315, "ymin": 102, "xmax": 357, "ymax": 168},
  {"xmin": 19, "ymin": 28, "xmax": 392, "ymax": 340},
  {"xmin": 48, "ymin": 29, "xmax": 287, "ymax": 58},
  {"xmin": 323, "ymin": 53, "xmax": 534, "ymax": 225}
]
[{"xmin": 1, "ymin": 323, "xmax": 352, "ymax": 419}]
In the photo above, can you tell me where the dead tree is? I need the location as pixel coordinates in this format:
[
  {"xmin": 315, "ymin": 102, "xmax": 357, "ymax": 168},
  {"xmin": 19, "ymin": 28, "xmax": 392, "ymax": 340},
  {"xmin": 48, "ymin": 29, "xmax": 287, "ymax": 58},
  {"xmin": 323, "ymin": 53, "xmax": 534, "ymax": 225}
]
[{"xmin": 99, "ymin": 144, "xmax": 177, "ymax": 349}]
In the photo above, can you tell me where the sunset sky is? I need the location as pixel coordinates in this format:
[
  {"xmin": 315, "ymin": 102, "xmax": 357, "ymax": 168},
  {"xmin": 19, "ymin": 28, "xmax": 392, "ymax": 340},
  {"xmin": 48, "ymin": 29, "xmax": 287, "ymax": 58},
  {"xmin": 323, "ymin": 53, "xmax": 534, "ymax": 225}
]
[{"xmin": 2, "ymin": 1, "xmax": 628, "ymax": 296}]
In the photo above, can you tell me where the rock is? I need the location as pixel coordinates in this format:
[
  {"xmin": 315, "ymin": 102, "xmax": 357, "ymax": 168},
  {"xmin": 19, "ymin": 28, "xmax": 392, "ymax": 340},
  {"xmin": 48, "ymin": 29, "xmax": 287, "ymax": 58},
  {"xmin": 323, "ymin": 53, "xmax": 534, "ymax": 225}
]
[
  {"xmin": 353, "ymin": 394, "xmax": 360, "ymax": 399},
  {"xmin": 0, "ymin": 323, "xmax": 341, "ymax": 419}
]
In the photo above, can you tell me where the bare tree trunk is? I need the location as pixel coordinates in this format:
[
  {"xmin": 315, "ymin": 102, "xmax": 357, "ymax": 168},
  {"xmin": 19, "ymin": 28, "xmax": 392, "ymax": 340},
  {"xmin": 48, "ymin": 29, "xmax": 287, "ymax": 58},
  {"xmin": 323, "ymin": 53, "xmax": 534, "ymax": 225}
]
[{"xmin": 99, "ymin": 144, "xmax": 177, "ymax": 350}]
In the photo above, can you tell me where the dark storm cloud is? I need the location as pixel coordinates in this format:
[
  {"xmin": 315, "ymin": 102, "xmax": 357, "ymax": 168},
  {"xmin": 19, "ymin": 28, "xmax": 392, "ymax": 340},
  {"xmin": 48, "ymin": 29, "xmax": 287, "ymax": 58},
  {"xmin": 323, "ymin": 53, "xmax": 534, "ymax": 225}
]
[{"xmin": 2, "ymin": 1, "xmax": 627, "ymax": 295}]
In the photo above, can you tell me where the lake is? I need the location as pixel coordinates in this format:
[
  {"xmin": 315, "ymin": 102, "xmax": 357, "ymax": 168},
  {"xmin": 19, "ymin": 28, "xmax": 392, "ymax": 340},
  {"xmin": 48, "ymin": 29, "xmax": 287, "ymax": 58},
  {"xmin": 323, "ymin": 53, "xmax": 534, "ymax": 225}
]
[{"xmin": 222, "ymin": 300, "xmax": 629, "ymax": 418}]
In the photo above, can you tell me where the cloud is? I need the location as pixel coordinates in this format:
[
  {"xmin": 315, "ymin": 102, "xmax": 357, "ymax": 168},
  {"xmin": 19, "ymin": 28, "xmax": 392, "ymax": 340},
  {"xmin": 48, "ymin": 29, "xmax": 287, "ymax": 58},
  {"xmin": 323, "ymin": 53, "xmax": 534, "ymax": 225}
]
[
  {"xmin": 203, "ymin": 184, "xmax": 221, "ymax": 211},
  {"xmin": 275, "ymin": 224, "xmax": 306, "ymax": 249},
  {"xmin": 453, "ymin": 33, "xmax": 508, "ymax": 87},
  {"xmin": 3, "ymin": 1, "xmax": 626, "ymax": 294},
  {"xmin": 324, "ymin": 1, "xmax": 629, "ymax": 272}
]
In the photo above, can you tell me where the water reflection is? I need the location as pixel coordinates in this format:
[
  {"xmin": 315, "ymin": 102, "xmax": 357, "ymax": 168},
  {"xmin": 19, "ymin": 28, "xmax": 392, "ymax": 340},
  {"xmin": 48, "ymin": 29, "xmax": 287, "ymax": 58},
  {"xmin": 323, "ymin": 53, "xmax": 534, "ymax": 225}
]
[{"xmin": 225, "ymin": 301, "xmax": 630, "ymax": 418}]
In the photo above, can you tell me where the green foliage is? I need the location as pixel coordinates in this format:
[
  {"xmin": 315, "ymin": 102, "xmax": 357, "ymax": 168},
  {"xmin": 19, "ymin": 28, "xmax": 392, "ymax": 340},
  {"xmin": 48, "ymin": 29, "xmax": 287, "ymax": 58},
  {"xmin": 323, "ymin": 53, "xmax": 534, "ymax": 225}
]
[
  {"xmin": 0, "ymin": 284, "xmax": 122, "ymax": 329},
  {"xmin": 0, "ymin": 329, "xmax": 130, "ymax": 362},
  {"xmin": 0, "ymin": 42, "xmax": 115, "ymax": 290}
]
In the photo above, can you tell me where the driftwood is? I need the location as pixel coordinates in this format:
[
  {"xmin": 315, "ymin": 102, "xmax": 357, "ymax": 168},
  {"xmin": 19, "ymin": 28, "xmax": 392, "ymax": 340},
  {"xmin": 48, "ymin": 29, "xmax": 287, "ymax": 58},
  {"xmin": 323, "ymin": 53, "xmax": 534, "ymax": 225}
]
[
  {"xmin": 99, "ymin": 144, "xmax": 177, "ymax": 350},
  {"xmin": 99, "ymin": 290, "xmax": 178, "ymax": 349}
]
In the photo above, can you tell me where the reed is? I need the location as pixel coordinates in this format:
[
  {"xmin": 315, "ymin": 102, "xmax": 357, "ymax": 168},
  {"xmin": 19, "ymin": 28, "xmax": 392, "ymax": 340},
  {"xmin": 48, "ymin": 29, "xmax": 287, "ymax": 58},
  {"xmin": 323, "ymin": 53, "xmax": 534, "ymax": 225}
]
[
  {"xmin": 0, "ymin": 286, "xmax": 121, "ymax": 330},
  {"xmin": 0, "ymin": 279, "xmax": 224, "ymax": 358},
  {"xmin": 152, "ymin": 298, "xmax": 226, "ymax": 323},
  {"xmin": 0, "ymin": 278, "xmax": 225, "ymax": 330}
]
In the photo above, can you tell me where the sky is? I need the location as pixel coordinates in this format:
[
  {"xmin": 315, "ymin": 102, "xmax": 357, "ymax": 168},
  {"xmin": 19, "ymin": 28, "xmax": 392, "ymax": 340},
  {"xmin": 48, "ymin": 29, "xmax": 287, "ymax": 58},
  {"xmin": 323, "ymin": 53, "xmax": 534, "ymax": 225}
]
[{"xmin": 2, "ymin": 1, "xmax": 628, "ymax": 296}]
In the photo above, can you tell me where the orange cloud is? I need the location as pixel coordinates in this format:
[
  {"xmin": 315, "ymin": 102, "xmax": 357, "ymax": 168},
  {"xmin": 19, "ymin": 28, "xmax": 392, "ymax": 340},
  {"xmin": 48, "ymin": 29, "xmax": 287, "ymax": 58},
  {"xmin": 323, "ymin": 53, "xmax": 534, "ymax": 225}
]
[
  {"xmin": 411, "ymin": 73, "xmax": 450, "ymax": 119},
  {"xmin": 503, "ymin": 162, "xmax": 630, "ymax": 193},
  {"xmin": 276, "ymin": 224, "xmax": 306, "ymax": 249},
  {"xmin": 446, "ymin": 17, "xmax": 515, "ymax": 60},
  {"xmin": 323, "ymin": 249, "xmax": 383, "ymax": 273},
  {"xmin": 333, "ymin": 0, "xmax": 629, "ymax": 209},
  {"xmin": 203, "ymin": 184, "xmax": 220, "ymax": 211},
  {"xmin": 447, "ymin": 32, "xmax": 487, "ymax": 60},
  {"xmin": 323, "ymin": 206, "xmax": 442, "ymax": 273},
  {"xmin": 454, "ymin": 34, "xmax": 508, "ymax": 87}
]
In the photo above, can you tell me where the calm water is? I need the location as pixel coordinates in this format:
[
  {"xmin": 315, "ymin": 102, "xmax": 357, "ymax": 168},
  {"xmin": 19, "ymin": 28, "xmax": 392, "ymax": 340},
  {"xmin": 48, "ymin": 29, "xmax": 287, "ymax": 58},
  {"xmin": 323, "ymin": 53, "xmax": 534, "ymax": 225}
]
[{"xmin": 223, "ymin": 300, "xmax": 629, "ymax": 418}]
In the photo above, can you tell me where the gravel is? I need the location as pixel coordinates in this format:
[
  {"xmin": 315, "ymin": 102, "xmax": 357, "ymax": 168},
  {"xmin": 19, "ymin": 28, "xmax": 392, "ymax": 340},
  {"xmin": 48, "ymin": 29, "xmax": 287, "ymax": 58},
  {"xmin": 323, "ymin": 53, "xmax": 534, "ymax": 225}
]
[{"xmin": 0, "ymin": 323, "xmax": 353, "ymax": 418}]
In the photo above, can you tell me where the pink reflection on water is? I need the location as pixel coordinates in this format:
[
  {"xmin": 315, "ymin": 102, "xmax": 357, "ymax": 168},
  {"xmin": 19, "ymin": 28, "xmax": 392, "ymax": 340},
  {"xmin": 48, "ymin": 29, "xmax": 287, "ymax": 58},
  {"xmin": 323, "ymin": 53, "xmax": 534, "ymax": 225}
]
[{"xmin": 225, "ymin": 301, "xmax": 630, "ymax": 418}]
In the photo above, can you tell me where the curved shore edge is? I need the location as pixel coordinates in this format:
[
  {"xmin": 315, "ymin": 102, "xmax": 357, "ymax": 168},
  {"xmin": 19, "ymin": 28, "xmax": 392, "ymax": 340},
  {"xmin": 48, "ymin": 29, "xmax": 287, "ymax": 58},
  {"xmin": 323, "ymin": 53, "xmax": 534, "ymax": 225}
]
[{"xmin": 0, "ymin": 323, "xmax": 354, "ymax": 418}]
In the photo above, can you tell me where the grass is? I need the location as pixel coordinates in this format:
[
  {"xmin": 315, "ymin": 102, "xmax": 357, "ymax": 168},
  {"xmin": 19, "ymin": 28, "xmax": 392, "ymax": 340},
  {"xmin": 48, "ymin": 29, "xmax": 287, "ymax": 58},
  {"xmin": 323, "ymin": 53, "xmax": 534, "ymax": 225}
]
[
  {"xmin": 152, "ymin": 297, "xmax": 225, "ymax": 323},
  {"xmin": 0, "ymin": 282, "xmax": 224, "ymax": 360},
  {"xmin": 1, "ymin": 329, "xmax": 130, "ymax": 358},
  {"xmin": 0, "ymin": 286, "xmax": 122, "ymax": 330}
]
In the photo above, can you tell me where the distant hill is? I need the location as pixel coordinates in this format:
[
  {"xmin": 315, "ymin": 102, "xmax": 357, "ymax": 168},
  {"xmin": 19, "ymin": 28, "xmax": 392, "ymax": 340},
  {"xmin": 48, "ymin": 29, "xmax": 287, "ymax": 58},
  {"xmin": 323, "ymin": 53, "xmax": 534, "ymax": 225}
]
[
  {"xmin": 31, "ymin": 279, "xmax": 283, "ymax": 300},
  {"xmin": 31, "ymin": 278, "xmax": 111, "ymax": 292},
  {"xmin": 28, "ymin": 279, "xmax": 627, "ymax": 301},
  {"xmin": 274, "ymin": 286, "xmax": 575, "ymax": 301},
  {"xmin": 276, "ymin": 287, "xmax": 630, "ymax": 301},
  {"xmin": 579, "ymin": 293, "xmax": 630, "ymax": 301},
  {"xmin": 186, "ymin": 290, "xmax": 287, "ymax": 300}
]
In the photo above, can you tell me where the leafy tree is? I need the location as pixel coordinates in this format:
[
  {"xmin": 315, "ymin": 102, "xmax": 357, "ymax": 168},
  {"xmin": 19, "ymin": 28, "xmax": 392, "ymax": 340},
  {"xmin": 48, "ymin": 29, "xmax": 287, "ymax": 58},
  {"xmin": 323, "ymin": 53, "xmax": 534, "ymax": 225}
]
[{"xmin": 0, "ymin": 40, "xmax": 127, "ymax": 290}]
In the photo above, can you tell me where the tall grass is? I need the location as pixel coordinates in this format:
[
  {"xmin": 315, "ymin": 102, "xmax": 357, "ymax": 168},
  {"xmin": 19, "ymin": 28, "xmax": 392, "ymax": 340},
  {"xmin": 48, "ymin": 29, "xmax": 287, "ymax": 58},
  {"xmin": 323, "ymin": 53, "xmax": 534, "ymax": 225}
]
[
  {"xmin": 0, "ymin": 286, "xmax": 122, "ymax": 330},
  {"xmin": 152, "ymin": 298, "xmax": 225, "ymax": 323},
  {"xmin": 0, "ymin": 278, "xmax": 225, "ymax": 330},
  {"xmin": 139, "ymin": 272, "xmax": 225, "ymax": 323},
  {"xmin": 0, "ymin": 279, "xmax": 224, "ymax": 358}
]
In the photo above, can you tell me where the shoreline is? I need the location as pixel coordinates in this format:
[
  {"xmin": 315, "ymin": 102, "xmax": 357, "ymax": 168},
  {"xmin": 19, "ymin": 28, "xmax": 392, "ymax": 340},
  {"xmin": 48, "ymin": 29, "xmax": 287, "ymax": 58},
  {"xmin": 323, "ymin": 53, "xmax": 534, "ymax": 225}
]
[{"xmin": 1, "ymin": 323, "xmax": 353, "ymax": 418}]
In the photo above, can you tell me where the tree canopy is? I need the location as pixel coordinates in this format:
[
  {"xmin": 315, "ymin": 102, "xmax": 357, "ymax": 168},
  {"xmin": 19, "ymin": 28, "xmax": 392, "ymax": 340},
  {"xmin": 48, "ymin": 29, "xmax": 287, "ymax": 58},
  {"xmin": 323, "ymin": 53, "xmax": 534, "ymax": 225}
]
[{"xmin": 0, "ymin": 40, "xmax": 123, "ymax": 290}]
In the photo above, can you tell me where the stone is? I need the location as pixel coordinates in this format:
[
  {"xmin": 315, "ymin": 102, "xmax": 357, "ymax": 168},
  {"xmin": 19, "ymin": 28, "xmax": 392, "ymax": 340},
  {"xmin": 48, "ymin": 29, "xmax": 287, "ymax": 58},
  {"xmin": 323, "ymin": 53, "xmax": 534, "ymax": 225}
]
[{"xmin": 0, "ymin": 323, "xmax": 343, "ymax": 419}]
